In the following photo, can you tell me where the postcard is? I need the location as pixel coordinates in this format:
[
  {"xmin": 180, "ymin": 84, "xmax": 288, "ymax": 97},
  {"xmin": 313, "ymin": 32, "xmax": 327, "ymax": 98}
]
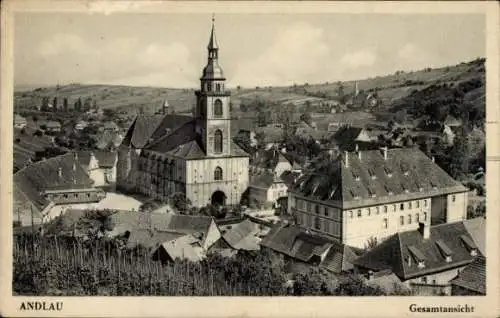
[{"xmin": 1, "ymin": 1, "xmax": 498, "ymax": 317}]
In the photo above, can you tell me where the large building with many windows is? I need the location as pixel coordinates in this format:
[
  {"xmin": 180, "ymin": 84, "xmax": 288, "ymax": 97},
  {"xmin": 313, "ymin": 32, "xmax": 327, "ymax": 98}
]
[
  {"xmin": 287, "ymin": 147, "xmax": 468, "ymax": 249},
  {"xmin": 116, "ymin": 19, "xmax": 249, "ymax": 207}
]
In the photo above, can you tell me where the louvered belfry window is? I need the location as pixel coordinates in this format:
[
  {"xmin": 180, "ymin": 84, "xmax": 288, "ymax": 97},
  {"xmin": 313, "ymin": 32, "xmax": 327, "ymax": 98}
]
[{"xmin": 214, "ymin": 129, "xmax": 223, "ymax": 153}]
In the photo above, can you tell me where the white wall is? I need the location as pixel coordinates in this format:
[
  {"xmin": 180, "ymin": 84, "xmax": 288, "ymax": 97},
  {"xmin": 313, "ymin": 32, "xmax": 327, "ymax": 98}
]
[{"xmin": 446, "ymin": 192, "xmax": 468, "ymax": 223}]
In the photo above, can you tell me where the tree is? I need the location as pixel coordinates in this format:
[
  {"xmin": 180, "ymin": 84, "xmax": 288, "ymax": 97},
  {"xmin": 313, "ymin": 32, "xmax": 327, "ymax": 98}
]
[
  {"xmin": 169, "ymin": 193, "xmax": 191, "ymax": 214},
  {"xmin": 254, "ymin": 131, "xmax": 266, "ymax": 149},
  {"xmin": 300, "ymin": 112, "xmax": 312, "ymax": 124},
  {"xmin": 256, "ymin": 111, "xmax": 269, "ymax": 127},
  {"xmin": 52, "ymin": 97, "xmax": 58, "ymax": 112},
  {"xmin": 63, "ymin": 98, "xmax": 69, "ymax": 112},
  {"xmin": 292, "ymin": 267, "xmax": 336, "ymax": 296},
  {"xmin": 334, "ymin": 276, "xmax": 385, "ymax": 296},
  {"xmin": 448, "ymin": 127, "xmax": 471, "ymax": 178},
  {"xmin": 76, "ymin": 209, "xmax": 116, "ymax": 240}
]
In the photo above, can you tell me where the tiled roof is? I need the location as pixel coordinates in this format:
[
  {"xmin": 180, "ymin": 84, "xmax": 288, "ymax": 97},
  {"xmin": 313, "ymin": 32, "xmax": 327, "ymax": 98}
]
[
  {"xmin": 14, "ymin": 114, "xmax": 27, "ymax": 123},
  {"xmin": 290, "ymin": 148, "xmax": 467, "ymax": 209},
  {"xmin": 147, "ymin": 119, "xmax": 248, "ymax": 159},
  {"xmin": 45, "ymin": 121, "xmax": 61, "ymax": 128},
  {"xmin": 450, "ymin": 256, "xmax": 486, "ymax": 294},
  {"xmin": 109, "ymin": 210, "xmax": 215, "ymax": 239},
  {"xmin": 463, "ymin": 217, "xmax": 485, "ymax": 255},
  {"xmin": 158, "ymin": 234, "xmax": 205, "ymax": 262},
  {"xmin": 126, "ymin": 229, "xmax": 184, "ymax": 250},
  {"xmin": 121, "ymin": 114, "xmax": 167, "ymax": 148},
  {"xmin": 14, "ymin": 152, "xmax": 95, "ymax": 212},
  {"xmin": 319, "ymin": 241, "xmax": 359, "ymax": 273},
  {"xmin": 222, "ymin": 219, "xmax": 260, "ymax": 250},
  {"xmin": 260, "ymin": 223, "xmax": 354, "ymax": 272},
  {"xmin": 354, "ymin": 222, "xmax": 479, "ymax": 280},
  {"xmin": 77, "ymin": 150, "xmax": 116, "ymax": 168}
]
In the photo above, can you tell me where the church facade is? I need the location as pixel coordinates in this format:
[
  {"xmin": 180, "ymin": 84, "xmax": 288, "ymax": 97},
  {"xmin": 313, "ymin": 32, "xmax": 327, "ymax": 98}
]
[{"xmin": 116, "ymin": 19, "xmax": 249, "ymax": 208}]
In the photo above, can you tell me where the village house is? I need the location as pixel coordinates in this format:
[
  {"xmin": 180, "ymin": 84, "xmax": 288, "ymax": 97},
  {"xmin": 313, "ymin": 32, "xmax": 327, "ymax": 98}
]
[
  {"xmin": 260, "ymin": 221, "xmax": 360, "ymax": 274},
  {"xmin": 116, "ymin": 19, "xmax": 249, "ymax": 208},
  {"xmin": 13, "ymin": 152, "xmax": 105, "ymax": 226},
  {"xmin": 76, "ymin": 150, "xmax": 118, "ymax": 187},
  {"xmin": 14, "ymin": 114, "xmax": 28, "ymax": 129},
  {"xmin": 450, "ymin": 255, "xmax": 486, "ymax": 296},
  {"xmin": 42, "ymin": 120, "xmax": 62, "ymax": 133},
  {"xmin": 286, "ymin": 147, "xmax": 469, "ymax": 249},
  {"xmin": 248, "ymin": 150, "xmax": 302, "ymax": 209},
  {"xmin": 74, "ymin": 120, "xmax": 88, "ymax": 131},
  {"xmin": 211, "ymin": 219, "xmax": 262, "ymax": 256},
  {"xmin": 354, "ymin": 221, "xmax": 481, "ymax": 295},
  {"xmin": 102, "ymin": 121, "xmax": 120, "ymax": 133},
  {"xmin": 106, "ymin": 210, "xmax": 222, "ymax": 262},
  {"xmin": 330, "ymin": 126, "xmax": 378, "ymax": 151}
]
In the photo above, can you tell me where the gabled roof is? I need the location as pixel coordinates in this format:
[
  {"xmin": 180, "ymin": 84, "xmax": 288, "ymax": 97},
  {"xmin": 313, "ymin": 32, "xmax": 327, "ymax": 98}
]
[
  {"xmin": 109, "ymin": 210, "xmax": 215, "ymax": 239},
  {"xmin": 463, "ymin": 217, "xmax": 485, "ymax": 255},
  {"xmin": 14, "ymin": 114, "xmax": 27, "ymax": 123},
  {"xmin": 45, "ymin": 120, "xmax": 61, "ymax": 128},
  {"xmin": 319, "ymin": 241, "xmax": 359, "ymax": 273},
  {"xmin": 121, "ymin": 114, "xmax": 191, "ymax": 149},
  {"xmin": 354, "ymin": 222, "xmax": 479, "ymax": 280},
  {"xmin": 146, "ymin": 118, "xmax": 248, "ymax": 159},
  {"xmin": 289, "ymin": 148, "xmax": 467, "ymax": 209},
  {"xmin": 222, "ymin": 219, "xmax": 261, "ymax": 251},
  {"xmin": 14, "ymin": 152, "xmax": 95, "ymax": 212},
  {"xmin": 126, "ymin": 229, "xmax": 184, "ymax": 250},
  {"xmin": 260, "ymin": 223, "xmax": 358, "ymax": 272},
  {"xmin": 158, "ymin": 234, "xmax": 205, "ymax": 262},
  {"xmin": 450, "ymin": 256, "xmax": 486, "ymax": 294},
  {"xmin": 77, "ymin": 150, "xmax": 116, "ymax": 168}
]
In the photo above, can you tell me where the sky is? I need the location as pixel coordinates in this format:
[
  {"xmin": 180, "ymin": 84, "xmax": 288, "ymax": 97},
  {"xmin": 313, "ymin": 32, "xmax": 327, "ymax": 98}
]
[{"xmin": 14, "ymin": 12, "xmax": 485, "ymax": 88}]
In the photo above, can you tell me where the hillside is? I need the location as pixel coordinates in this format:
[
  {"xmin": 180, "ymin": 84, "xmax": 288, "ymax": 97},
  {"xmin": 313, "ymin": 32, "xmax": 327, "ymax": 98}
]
[{"xmin": 14, "ymin": 58, "xmax": 485, "ymax": 121}]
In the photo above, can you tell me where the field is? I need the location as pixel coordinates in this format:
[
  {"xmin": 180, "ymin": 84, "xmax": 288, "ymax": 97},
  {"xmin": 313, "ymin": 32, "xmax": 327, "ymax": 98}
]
[{"xmin": 14, "ymin": 58, "xmax": 485, "ymax": 119}]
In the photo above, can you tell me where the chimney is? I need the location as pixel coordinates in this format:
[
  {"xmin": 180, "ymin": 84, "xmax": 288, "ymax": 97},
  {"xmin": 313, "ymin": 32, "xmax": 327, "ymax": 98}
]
[
  {"xmin": 344, "ymin": 151, "xmax": 349, "ymax": 167},
  {"xmin": 367, "ymin": 270, "xmax": 374, "ymax": 281},
  {"xmin": 382, "ymin": 147, "xmax": 388, "ymax": 160},
  {"xmin": 58, "ymin": 167, "xmax": 62, "ymax": 178},
  {"xmin": 418, "ymin": 222, "xmax": 430, "ymax": 239},
  {"xmin": 431, "ymin": 156, "xmax": 435, "ymax": 163}
]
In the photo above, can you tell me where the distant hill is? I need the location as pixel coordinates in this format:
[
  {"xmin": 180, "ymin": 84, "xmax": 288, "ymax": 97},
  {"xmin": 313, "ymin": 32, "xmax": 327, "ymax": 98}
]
[{"xmin": 14, "ymin": 58, "xmax": 485, "ymax": 121}]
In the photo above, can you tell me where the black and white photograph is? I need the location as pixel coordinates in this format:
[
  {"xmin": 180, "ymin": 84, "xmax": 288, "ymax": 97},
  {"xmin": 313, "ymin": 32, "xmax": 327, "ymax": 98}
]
[{"xmin": 1, "ymin": 1, "xmax": 499, "ymax": 317}]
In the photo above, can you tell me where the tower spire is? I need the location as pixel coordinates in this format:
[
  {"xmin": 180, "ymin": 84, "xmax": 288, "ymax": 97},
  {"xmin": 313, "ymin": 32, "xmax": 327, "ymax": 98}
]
[{"xmin": 208, "ymin": 14, "xmax": 218, "ymax": 50}]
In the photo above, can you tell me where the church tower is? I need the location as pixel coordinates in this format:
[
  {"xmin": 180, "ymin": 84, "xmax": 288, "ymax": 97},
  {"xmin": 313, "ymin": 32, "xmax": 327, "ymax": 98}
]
[{"xmin": 195, "ymin": 17, "xmax": 232, "ymax": 156}]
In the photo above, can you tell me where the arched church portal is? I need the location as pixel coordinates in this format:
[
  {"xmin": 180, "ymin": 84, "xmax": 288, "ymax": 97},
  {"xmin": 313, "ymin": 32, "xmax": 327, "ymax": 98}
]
[{"xmin": 211, "ymin": 190, "xmax": 226, "ymax": 206}]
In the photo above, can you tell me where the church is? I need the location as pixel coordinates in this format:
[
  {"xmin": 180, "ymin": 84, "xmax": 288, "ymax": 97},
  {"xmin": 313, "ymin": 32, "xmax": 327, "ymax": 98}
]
[{"xmin": 116, "ymin": 19, "xmax": 249, "ymax": 208}]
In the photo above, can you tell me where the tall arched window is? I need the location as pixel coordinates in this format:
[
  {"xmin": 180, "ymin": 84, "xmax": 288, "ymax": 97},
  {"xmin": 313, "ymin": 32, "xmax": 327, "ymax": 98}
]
[
  {"xmin": 213, "ymin": 99, "xmax": 223, "ymax": 117},
  {"xmin": 214, "ymin": 166, "xmax": 223, "ymax": 181},
  {"xmin": 214, "ymin": 129, "xmax": 223, "ymax": 153}
]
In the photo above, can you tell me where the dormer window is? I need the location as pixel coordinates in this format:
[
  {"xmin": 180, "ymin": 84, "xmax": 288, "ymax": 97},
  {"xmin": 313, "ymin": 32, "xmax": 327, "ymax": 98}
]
[
  {"xmin": 460, "ymin": 235, "xmax": 478, "ymax": 256},
  {"xmin": 436, "ymin": 239, "xmax": 453, "ymax": 263},
  {"xmin": 368, "ymin": 168, "xmax": 376, "ymax": 180},
  {"xmin": 408, "ymin": 245, "xmax": 426, "ymax": 269},
  {"xmin": 401, "ymin": 184, "xmax": 409, "ymax": 193},
  {"xmin": 384, "ymin": 167, "xmax": 392, "ymax": 177},
  {"xmin": 352, "ymin": 171, "xmax": 360, "ymax": 181},
  {"xmin": 367, "ymin": 186, "xmax": 376, "ymax": 198},
  {"xmin": 384, "ymin": 185, "xmax": 393, "ymax": 195},
  {"xmin": 430, "ymin": 180, "xmax": 437, "ymax": 189}
]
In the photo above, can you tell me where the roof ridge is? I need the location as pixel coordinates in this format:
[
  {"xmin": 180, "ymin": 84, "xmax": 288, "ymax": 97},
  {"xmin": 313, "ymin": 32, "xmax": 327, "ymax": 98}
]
[{"xmin": 14, "ymin": 152, "xmax": 74, "ymax": 176}]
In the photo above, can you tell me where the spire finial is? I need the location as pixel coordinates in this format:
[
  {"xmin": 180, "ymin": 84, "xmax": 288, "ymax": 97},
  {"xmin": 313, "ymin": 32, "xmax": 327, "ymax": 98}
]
[{"xmin": 212, "ymin": 13, "xmax": 215, "ymax": 24}]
